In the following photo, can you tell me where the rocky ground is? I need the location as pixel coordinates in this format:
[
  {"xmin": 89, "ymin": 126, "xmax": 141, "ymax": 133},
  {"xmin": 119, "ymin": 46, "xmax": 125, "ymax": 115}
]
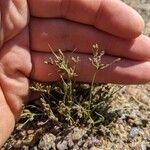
[
  {"xmin": 122, "ymin": 0, "xmax": 150, "ymax": 36},
  {"xmin": 2, "ymin": 0, "xmax": 150, "ymax": 150}
]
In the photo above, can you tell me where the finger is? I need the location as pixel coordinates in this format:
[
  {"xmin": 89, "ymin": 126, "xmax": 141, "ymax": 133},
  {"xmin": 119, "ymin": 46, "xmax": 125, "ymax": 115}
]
[
  {"xmin": 28, "ymin": 0, "xmax": 144, "ymax": 38},
  {"xmin": 30, "ymin": 51, "xmax": 150, "ymax": 84},
  {"xmin": 0, "ymin": 0, "xmax": 29, "ymax": 45},
  {"xmin": 0, "ymin": 87, "xmax": 15, "ymax": 147},
  {"xmin": 30, "ymin": 19, "xmax": 150, "ymax": 61}
]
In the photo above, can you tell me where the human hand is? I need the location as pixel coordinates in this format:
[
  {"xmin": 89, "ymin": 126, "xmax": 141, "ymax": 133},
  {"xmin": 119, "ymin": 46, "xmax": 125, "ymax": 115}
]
[{"xmin": 1, "ymin": 0, "xmax": 150, "ymax": 147}]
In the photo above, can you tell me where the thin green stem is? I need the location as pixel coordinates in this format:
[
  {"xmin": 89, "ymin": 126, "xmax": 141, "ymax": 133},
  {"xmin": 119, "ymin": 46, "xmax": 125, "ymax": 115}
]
[{"xmin": 89, "ymin": 71, "xmax": 97, "ymax": 107}]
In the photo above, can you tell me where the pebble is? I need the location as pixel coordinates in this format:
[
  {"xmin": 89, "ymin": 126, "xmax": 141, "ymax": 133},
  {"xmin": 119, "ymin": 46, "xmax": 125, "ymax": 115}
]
[
  {"xmin": 128, "ymin": 127, "xmax": 140, "ymax": 140},
  {"xmin": 57, "ymin": 140, "xmax": 68, "ymax": 150},
  {"xmin": 90, "ymin": 146, "xmax": 100, "ymax": 150},
  {"xmin": 27, "ymin": 130, "xmax": 34, "ymax": 135},
  {"xmin": 72, "ymin": 145, "xmax": 79, "ymax": 150},
  {"xmin": 38, "ymin": 133, "xmax": 56, "ymax": 150},
  {"xmin": 32, "ymin": 146, "xmax": 38, "ymax": 150},
  {"xmin": 21, "ymin": 146, "xmax": 29, "ymax": 150},
  {"xmin": 77, "ymin": 139, "xmax": 85, "ymax": 147},
  {"xmin": 72, "ymin": 127, "xmax": 86, "ymax": 141},
  {"xmin": 66, "ymin": 133, "xmax": 74, "ymax": 148},
  {"xmin": 140, "ymin": 141, "xmax": 150, "ymax": 150}
]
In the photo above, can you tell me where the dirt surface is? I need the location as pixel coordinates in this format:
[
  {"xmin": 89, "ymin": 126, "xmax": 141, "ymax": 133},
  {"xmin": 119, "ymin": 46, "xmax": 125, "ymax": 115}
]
[
  {"xmin": 122, "ymin": 0, "xmax": 150, "ymax": 36},
  {"xmin": 2, "ymin": 1, "xmax": 150, "ymax": 150}
]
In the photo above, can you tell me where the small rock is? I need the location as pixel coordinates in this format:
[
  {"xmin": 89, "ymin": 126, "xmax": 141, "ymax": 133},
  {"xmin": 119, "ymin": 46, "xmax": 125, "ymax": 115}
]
[
  {"xmin": 126, "ymin": 115, "xmax": 135, "ymax": 121},
  {"xmin": 72, "ymin": 127, "xmax": 86, "ymax": 141},
  {"xmin": 21, "ymin": 146, "xmax": 29, "ymax": 150},
  {"xmin": 90, "ymin": 146, "xmax": 100, "ymax": 150},
  {"xmin": 72, "ymin": 145, "xmax": 79, "ymax": 150},
  {"xmin": 68, "ymin": 139, "xmax": 74, "ymax": 148},
  {"xmin": 57, "ymin": 140, "xmax": 68, "ymax": 150},
  {"xmin": 77, "ymin": 139, "xmax": 84, "ymax": 147},
  {"xmin": 134, "ymin": 119, "xmax": 143, "ymax": 126},
  {"xmin": 128, "ymin": 127, "xmax": 140, "ymax": 140},
  {"xmin": 27, "ymin": 130, "xmax": 34, "ymax": 135},
  {"xmin": 31, "ymin": 146, "xmax": 38, "ymax": 150},
  {"xmin": 127, "ymin": 119, "xmax": 134, "ymax": 125},
  {"xmin": 66, "ymin": 133, "xmax": 74, "ymax": 148},
  {"xmin": 141, "ymin": 142, "xmax": 147, "ymax": 150},
  {"xmin": 83, "ymin": 140, "xmax": 88, "ymax": 148},
  {"xmin": 14, "ymin": 140, "xmax": 22, "ymax": 148},
  {"xmin": 38, "ymin": 133, "xmax": 56, "ymax": 150}
]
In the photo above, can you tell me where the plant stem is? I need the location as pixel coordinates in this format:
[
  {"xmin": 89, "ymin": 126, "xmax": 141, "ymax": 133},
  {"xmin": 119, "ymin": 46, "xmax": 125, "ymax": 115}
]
[{"xmin": 89, "ymin": 71, "xmax": 97, "ymax": 107}]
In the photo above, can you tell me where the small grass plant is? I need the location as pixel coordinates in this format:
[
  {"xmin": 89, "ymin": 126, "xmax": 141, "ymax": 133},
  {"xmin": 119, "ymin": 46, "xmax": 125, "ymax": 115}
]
[{"xmin": 3, "ymin": 44, "xmax": 124, "ymax": 149}]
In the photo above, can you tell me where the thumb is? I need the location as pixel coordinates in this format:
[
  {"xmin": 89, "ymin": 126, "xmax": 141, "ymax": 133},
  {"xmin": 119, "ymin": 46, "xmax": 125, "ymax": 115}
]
[{"xmin": 0, "ymin": 87, "xmax": 15, "ymax": 147}]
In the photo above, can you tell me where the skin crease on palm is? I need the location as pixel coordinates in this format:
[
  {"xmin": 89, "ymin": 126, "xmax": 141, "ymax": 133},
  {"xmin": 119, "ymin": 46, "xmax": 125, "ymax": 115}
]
[{"xmin": 0, "ymin": 0, "xmax": 150, "ymax": 147}]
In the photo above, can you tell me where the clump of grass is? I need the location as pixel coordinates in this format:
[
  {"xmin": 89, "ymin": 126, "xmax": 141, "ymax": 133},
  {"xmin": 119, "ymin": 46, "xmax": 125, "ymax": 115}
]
[
  {"xmin": 4, "ymin": 44, "xmax": 123, "ymax": 149},
  {"xmin": 23, "ymin": 44, "xmax": 122, "ymax": 128}
]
